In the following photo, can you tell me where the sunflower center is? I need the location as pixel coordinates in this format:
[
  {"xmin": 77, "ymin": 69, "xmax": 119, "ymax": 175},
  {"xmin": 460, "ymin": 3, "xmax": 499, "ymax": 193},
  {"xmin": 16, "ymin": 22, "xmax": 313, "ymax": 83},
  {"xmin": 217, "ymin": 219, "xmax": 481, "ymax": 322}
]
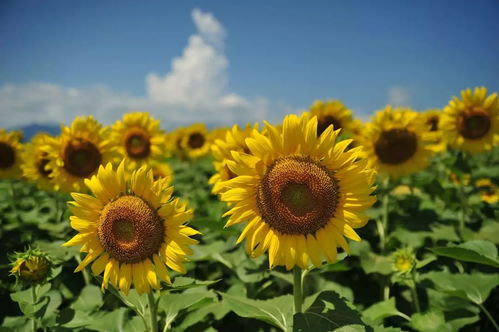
[
  {"xmin": 63, "ymin": 138, "xmax": 101, "ymax": 177},
  {"xmin": 458, "ymin": 108, "xmax": 491, "ymax": 140},
  {"xmin": 427, "ymin": 116, "xmax": 439, "ymax": 131},
  {"xmin": 188, "ymin": 132, "xmax": 205, "ymax": 149},
  {"xmin": 317, "ymin": 115, "xmax": 341, "ymax": 136},
  {"xmin": 37, "ymin": 154, "xmax": 51, "ymax": 177},
  {"xmin": 257, "ymin": 156, "xmax": 339, "ymax": 235},
  {"xmin": 19, "ymin": 258, "xmax": 50, "ymax": 282},
  {"xmin": 374, "ymin": 128, "xmax": 418, "ymax": 165},
  {"xmin": 125, "ymin": 128, "xmax": 151, "ymax": 159},
  {"xmin": 98, "ymin": 195, "xmax": 164, "ymax": 263},
  {"xmin": 0, "ymin": 142, "xmax": 16, "ymax": 169}
]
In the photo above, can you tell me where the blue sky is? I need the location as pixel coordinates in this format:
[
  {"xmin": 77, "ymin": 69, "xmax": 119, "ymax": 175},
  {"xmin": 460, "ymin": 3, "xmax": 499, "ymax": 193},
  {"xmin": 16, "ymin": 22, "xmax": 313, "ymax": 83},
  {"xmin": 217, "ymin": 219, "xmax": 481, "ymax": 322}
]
[{"xmin": 1, "ymin": 0, "xmax": 498, "ymax": 128}]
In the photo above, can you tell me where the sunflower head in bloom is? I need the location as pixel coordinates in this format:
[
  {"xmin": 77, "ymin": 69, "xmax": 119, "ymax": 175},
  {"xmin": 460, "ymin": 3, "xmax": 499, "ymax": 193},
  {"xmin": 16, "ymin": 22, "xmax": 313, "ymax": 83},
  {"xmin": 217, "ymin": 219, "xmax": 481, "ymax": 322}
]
[
  {"xmin": 219, "ymin": 113, "xmax": 376, "ymax": 270},
  {"xmin": 308, "ymin": 100, "xmax": 356, "ymax": 137},
  {"xmin": 43, "ymin": 116, "xmax": 112, "ymax": 192},
  {"xmin": 209, "ymin": 123, "xmax": 257, "ymax": 195},
  {"xmin": 63, "ymin": 162, "xmax": 199, "ymax": 294},
  {"xmin": 422, "ymin": 109, "xmax": 446, "ymax": 152},
  {"xmin": 359, "ymin": 106, "xmax": 433, "ymax": 178},
  {"xmin": 10, "ymin": 248, "xmax": 52, "ymax": 286},
  {"xmin": 21, "ymin": 133, "xmax": 54, "ymax": 190},
  {"xmin": 0, "ymin": 129, "xmax": 23, "ymax": 179},
  {"xmin": 475, "ymin": 178, "xmax": 498, "ymax": 204},
  {"xmin": 440, "ymin": 87, "xmax": 498, "ymax": 153},
  {"xmin": 178, "ymin": 123, "xmax": 211, "ymax": 159},
  {"xmin": 392, "ymin": 248, "xmax": 415, "ymax": 274},
  {"xmin": 110, "ymin": 112, "xmax": 167, "ymax": 170}
]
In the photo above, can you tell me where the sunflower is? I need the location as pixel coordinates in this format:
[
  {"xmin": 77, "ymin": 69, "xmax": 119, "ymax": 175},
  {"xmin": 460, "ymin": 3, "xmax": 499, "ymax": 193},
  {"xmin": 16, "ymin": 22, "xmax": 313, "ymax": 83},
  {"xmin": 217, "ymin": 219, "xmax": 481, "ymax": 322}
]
[
  {"xmin": 440, "ymin": 87, "xmax": 498, "ymax": 153},
  {"xmin": 421, "ymin": 109, "xmax": 446, "ymax": 152},
  {"xmin": 308, "ymin": 100, "xmax": 356, "ymax": 137},
  {"xmin": 209, "ymin": 123, "xmax": 257, "ymax": 195},
  {"xmin": 63, "ymin": 162, "xmax": 199, "ymax": 294},
  {"xmin": 0, "ymin": 129, "xmax": 23, "ymax": 179},
  {"xmin": 110, "ymin": 112, "xmax": 167, "ymax": 170},
  {"xmin": 10, "ymin": 248, "xmax": 52, "ymax": 285},
  {"xmin": 151, "ymin": 161, "xmax": 174, "ymax": 187},
  {"xmin": 178, "ymin": 123, "xmax": 211, "ymax": 159},
  {"xmin": 359, "ymin": 106, "xmax": 433, "ymax": 178},
  {"xmin": 43, "ymin": 116, "xmax": 112, "ymax": 192},
  {"xmin": 21, "ymin": 133, "xmax": 54, "ymax": 190},
  {"xmin": 392, "ymin": 248, "xmax": 415, "ymax": 274},
  {"xmin": 219, "ymin": 113, "xmax": 376, "ymax": 270},
  {"xmin": 475, "ymin": 179, "xmax": 498, "ymax": 204}
]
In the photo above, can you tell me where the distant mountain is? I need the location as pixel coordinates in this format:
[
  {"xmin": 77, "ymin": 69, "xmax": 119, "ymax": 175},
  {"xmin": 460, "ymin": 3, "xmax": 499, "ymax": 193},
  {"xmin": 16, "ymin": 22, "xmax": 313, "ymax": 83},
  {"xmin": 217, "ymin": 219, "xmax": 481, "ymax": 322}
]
[{"xmin": 13, "ymin": 124, "xmax": 60, "ymax": 141}]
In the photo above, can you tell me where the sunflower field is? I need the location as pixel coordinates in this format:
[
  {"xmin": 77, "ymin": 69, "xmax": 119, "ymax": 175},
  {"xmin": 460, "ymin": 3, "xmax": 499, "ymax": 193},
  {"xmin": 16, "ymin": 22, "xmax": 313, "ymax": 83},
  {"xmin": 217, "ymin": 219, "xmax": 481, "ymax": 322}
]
[{"xmin": 1, "ymin": 87, "xmax": 498, "ymax": 332}]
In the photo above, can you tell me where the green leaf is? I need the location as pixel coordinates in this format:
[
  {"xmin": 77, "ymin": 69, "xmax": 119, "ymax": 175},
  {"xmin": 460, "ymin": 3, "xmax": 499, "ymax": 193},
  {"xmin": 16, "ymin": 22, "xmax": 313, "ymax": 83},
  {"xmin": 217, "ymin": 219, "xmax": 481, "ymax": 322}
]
[
  {"xmin": 422, "ymin": 271, "xmax": 499, "ymax": 304},
  {"xmin": 293, "ymin": 291, "xmax": 365, "ymax": 332},
  {"xmin": 429, "ymin": 240, "xmax": 499, "ymax": 268},
  {"xmin": 475, "ymin": 220, "xmax": 499, "ymax": 244},
  {"xmin": 410, "ymin": 310, "xmax": 450, "ymax": 332},
  {"xmin": 71, "ymin": 284, "xmax": 103, "ymax": 312},
  {"xmin": 221, "ymin": 293, "xmax": 293, "ymax": 331},
  {"xmin": 168, "ymin": 277, "xmax": 220, "ymax": 290},
  {"xmin": 362, "ymin": 298, "xmax": 409, "ymax": 326},
  {"xmin": 86, "ymin": 308, "xmax": 128, "ymax": 332},
  {"xmin": 179, "ymin": 299, "xmax": 231, "ymax": 330}
]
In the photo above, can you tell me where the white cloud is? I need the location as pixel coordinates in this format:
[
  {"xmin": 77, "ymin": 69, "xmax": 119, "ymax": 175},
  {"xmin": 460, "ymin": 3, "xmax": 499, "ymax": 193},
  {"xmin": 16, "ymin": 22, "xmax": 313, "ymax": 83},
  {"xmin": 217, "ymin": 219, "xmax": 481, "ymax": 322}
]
[
  {"xmin": 387, "ymin": 86, "xmax": 411, "ymax": 106},
  {"xmin": 0, "ymin": 9, "xmax": 281, "ymax": 129}
]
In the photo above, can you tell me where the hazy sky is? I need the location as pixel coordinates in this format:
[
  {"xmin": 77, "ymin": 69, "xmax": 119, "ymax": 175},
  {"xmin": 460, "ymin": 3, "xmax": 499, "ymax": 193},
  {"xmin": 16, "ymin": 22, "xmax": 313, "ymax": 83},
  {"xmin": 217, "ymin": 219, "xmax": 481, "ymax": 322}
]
[{"xmin": 1, "ymin": 0, "xmax": 498, "ymax": 128}]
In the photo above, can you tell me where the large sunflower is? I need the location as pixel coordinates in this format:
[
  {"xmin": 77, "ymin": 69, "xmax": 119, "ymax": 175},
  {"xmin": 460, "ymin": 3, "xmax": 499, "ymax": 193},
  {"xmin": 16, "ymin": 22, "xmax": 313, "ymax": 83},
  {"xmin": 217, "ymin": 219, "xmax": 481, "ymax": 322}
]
[
  {"xmin": 209, "ymin": 123, "xmax": 257, "ymax": 195},
  {"xmin": 0, "ymin": 129, "xmax": 23, "ymax": 179},
  {"xmin": 178, "ymin": 123, "xmax": 211, "ymax": 159},
  {"xmin": 43, "ymin": 116, "xmax": 112, "ymax": 192},
  {"xmin": 21, "ymin": 133, "xmax": 54, "ymax": 190},
  {"xmin": 110, "ymin": 112, "xmax": 167, "ymax": 170},
  {"xmin": 359, "ymin": 106, "xmax": 433, "ymax": 178},
  {"xmin": 308, "ymin": 100, "xmax": 356, "ymax": 137},
  {"xmin": 63, "ymin": 162, "xmax": 199, "ymax": 294},
  {"xmin": 219, "ymin": 114, "xmax": 376, "ymax": 270},
  {"xmin": 440, "ymin": 87, "xmax": 498, "ymax": 153}
]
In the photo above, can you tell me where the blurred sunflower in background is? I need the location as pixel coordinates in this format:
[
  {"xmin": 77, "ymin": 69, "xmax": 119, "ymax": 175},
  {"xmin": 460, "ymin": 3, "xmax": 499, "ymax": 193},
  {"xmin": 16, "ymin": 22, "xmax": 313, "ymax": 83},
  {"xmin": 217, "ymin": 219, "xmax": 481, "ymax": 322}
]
[
  {"xmin": 64, "ymin": 162, "xmax": 199, "ymax": 295},
  {"xmin": 151, "ymin": 161, "xmax": 174, "ymax": 186},
  {"xmin": 21, "ymin": 133, "xmax": 54, "ymax": 190},
  {"xmin": 308, "ymin": 99, "xmax": 356, "ymax": 137},
  {"xmin": 421, "ymin": 109, "xmax": 446, "ymax": 152},
  {"xmin": 43, "ymin": 116, "xmax": 112, "ymax": 192},
  {"xmin": 178, "ymin": 123, "xmax": 211, "ymax": 159},
  {"xmin": 209, "ymin": 123, "xmax": 257, "ymax": 195},
  {"xmin": 220, "ymin": 113, "xmax": 376, "ymax": 270},
  {"xmin": 110, "ymin": 112, "xmax": 167, "ymax": 170},
  {"xmin": 475, "ymin": 178, "xmax": 498, "ymax": 204},
  {"xmin": 0, "ymin": 129, "xmax": 23, "ymax": 179},
  {"xmin": 440, "ymin": 87, "xmax": 498, "ymax": 153},
  {"xmin": 359, "ymin": 106, "xmax": 433, "ymax": 178}
]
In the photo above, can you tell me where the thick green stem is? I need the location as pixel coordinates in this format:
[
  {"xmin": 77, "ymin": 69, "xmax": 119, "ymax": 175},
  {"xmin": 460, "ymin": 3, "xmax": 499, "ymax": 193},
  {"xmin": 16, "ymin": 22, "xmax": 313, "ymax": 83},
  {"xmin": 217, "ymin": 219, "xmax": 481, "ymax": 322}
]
[
  {"xmin": 457, "ymin": 183, "xmax": 467, "ymax": 240},
  {"xmin": 147, "ymin": 293, "xmax": 158, "ymax": 332},
  {"xmin": 31, "ymin": 286, "xmax": 37, "ymax": 332},
  {"xmin": 378, "ymin": 177, "xmax": 390, "ymax": 252},
  {"xmin": 410, "ymin": 274, "xmax": 421, "ymax": 313},
  {"xmin": 478, "ymin": 303, "xmax": 499, "ymax": 332},
  {"xmin": 293, "ymin": 266, "xmax": 303, "ymax": 314}
]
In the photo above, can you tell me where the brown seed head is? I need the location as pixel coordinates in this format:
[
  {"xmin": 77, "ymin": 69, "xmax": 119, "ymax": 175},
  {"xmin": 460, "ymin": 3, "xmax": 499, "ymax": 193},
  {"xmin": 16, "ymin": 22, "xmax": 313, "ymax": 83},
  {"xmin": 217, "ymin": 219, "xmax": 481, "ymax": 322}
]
[{"xmin": 374, "ymin": 128, "xmax": 418, "ymax": 165}]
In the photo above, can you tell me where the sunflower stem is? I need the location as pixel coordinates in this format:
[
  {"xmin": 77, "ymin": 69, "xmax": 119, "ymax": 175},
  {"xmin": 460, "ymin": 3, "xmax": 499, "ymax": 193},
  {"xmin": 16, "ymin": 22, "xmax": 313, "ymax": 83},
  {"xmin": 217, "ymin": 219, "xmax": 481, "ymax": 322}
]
[
  {"xmin": 478, "ymin": 303, "xmax": 499, "ymax": 332},
  {"xmin": 410, "ymin": 272, "xmax": 421, "ymax": 313},
  {"xmin": 31, "ymin": 286, "xmax": 37, "ymax": 332},
  {"xmin": 378, "ymin": 177, "xmax": 390, "ymax": 252},
  {"xmin": 147, "ymin": 292, "xmax": 158, "ymax": 332},
  {"xmin": 293, "ymin": 266, "xmax": 303, "ymax": 314}
]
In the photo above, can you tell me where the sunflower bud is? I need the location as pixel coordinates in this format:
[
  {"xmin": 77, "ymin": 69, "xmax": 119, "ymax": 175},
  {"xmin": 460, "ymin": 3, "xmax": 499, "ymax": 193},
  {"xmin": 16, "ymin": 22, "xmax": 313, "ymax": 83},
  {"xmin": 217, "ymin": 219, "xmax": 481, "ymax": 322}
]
[
  {"xmin": 10, "ymin": 248, "xmax": 52, "ymax": 286},
  {"xmin": 392, "ymin": 248, "xmax": 416, "ymax": 274}
]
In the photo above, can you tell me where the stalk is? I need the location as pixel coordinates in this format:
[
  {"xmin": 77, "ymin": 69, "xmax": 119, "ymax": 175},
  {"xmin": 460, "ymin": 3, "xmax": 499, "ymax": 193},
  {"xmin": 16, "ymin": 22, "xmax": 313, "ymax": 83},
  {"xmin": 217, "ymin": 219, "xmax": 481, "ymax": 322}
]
[
  {"xmin": 478, "ymin": 303, "xmax": 499, "ymax": 332},
  {"xmin": 410, "ymin": 273, "xmax": 421, "ymax": 313},
  {"xmin": 31, "ymin": 286, "xmax": 37, "ymax": 332},
  {"xmin": 293, "ymin": 266, "xmax": 303, "ymax": 314},
  {"xmin": 147, "ymin": 292, "xmax": 158, "ymax": 332}
]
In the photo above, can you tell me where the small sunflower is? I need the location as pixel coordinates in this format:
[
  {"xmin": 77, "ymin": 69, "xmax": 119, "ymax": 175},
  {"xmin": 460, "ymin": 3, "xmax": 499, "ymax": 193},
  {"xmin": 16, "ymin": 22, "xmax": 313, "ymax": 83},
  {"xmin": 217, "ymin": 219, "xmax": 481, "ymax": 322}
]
[
  {"xmin": 43, "ymin": 116, "xmax": 112, "ymax": 192},
  {"xmin": 110, "ymin": 112, "xmax": 167, "ymax": 170},
  {"xmin": 209, "ymin": 123, "xmax": 257, "ymax": 195},
  {"xmin": 63, "ymin": 162, "xmax": 199, "ymax": 295},
  {"xmin": 421, "ymin": 109, "xmax": 446, "ymax": 152},
  {"xmin": 21, "ymin": 133, "xmax": 54, "ymax": 190},
  {"xmin": 10, "ymin": 248, "xmax": 52, "ymax": 286},
  {"xmin": 392, "ymin": 248, "xmax": 416, "ymax": 274},
  {"xmin": 151, "ymin": 161, "xmax": 174, "ymax": 186},
  {"xmin": 440, "ymin": 87, "xmax": 498, "ymax": 153},
  {"xmin": 179, "ymin": 123, "xmax": 211, "ymax": 159},
  {"xmin": 308, "ymin": 100, "xmax": 356, "ymax": 136},
  {"xmin": 0, "ymin": 129, "xmax": 23, "ymax": 179},
  {"xmin": 475, "ymin": 178, "xmax": 498, "ymax": 204},
  {"xmin": 359, "ymin": 106, "xmax": 433, "ymax": 178},
  {"xmin": 220, "ymin": 113, "xmax": 376, "ymax": 270}
]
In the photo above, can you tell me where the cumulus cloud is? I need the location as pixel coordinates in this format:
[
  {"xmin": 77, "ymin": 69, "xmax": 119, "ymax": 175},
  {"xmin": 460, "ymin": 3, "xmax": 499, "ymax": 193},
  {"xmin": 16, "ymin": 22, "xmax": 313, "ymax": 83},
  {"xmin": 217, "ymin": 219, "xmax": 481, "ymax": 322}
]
[
  {"xmin": 0, "ymin": 9, "xmax": 275, "ymax": 129},
  {"xmin": 387, "ymin": 86, "xmax": 411, "ymax": 106}
]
